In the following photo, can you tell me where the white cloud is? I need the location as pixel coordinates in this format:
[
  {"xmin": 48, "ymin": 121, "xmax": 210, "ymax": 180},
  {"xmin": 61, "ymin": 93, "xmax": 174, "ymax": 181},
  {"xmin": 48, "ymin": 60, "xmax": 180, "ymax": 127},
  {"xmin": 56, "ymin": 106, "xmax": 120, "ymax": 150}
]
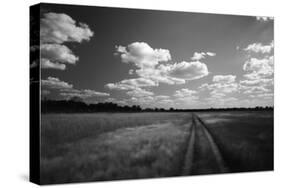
[
  {"xmin": 191, "ymin": 52, "xmax": 205, "ymax": 61},
  {"xmin": 42, "ymin": 77, "xmax": 109, "ymax": 98},
  {"xmin": 115, "ymin": 42, "xmax": 171, "ymax": 68},
  {"xmin": 243, "ymin": 56, "xmax": 273, "ymax": 78},
  {"xmin": 174, "ymin": 88, "xmax": 197, "ymax": 98},
  {"xmin": 41, "ymin": 58, "xmax": 66, "ymax": 70},
  {"xmin": 163, "ymin": 61, "xmax": 209, "ymax": 80},
  {"xmin": 40, "ymin": 12, "xmax": 93, "ymax": 71},
  {"xmin": 240, "ymin": 78, "xmax": 273, "ymax": 86},
  {"xmin": 40, "ymin": 12, "xmax": 93, "ymax": 44},
  {"xmin": 126, "ymin": 88, "xmax": 154, "ymax": 98},
  {"xmin": 240, "ymin": 85, "xmax": 270, "ymax": 94},
  {"xmin": 112, "ymin": 42, "xmax": 210, "ymax": 88},
  {"xmin": 206, "ymin": 52, "xmax": 216, "ymax": 56},
  {"xmin": 105, "ymin": 77, "xmax": 157, "ymax": 90},
  {"xmin": 255, "ymin": 93, "xmax": 273, "ymax": 98},
  {"xmin": 256, "ymin": 16, "xmax": 274, "ymax": 22},
  {"xmin": 213, "ymin": 75, "xmax": 236, "ymax": 83},
  {"xmin": 121, "ymin": 78, "xmax": 158, "ymax": 87},
  {"xmin": 154, "ymin": 95, "xmax": 170, "ymax": 100},
  {"xmin": 41, "ymin": 77, "xmax": 73, "ymax": 89},
  {"xmin": 244, "ymin": 41, "xmax": 273, "ymax": 54},
  {"xmin": 41, "ymin": 44, "xmax": 79, "ymax": 64},
  {"xmin": 60, "ymin": 89, "xmax": 109, "ymax": 98},
  {"xmin": 191, "ymin": 52, "xmax": 216, "ymax": 60},
  {"xmin": 199, "ymin": 80, "xmax": 239, "ymax": 96},
  {"xmin": 135, "ymin": 67, "xmax": 186, "ymax": 85}
]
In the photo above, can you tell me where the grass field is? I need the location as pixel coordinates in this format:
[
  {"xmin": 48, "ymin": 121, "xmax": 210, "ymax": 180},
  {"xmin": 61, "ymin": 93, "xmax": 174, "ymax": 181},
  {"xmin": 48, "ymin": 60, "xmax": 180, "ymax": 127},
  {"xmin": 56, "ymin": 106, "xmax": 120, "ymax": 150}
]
[{"xmin": 40, "ymin": 111, "xmax": 273, "ymax": 184}]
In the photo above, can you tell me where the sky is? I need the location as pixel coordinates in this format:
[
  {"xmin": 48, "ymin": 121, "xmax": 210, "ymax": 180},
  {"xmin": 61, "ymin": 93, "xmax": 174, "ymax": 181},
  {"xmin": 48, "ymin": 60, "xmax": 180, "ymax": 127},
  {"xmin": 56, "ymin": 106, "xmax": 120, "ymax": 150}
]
[{"xmin": 37, "ymin": 3, "xmax": 274, "ymax": 109}]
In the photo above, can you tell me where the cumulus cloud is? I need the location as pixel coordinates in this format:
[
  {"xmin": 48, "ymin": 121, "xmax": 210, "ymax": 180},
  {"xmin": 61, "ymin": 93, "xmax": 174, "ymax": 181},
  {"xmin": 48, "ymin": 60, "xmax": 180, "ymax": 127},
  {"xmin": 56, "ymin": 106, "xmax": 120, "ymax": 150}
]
[
  {"xmin": 163, "ymin": 61, "xmax": 209, "ymax": 80},
  {"xmin": 41, "ymin": 58, "xmax": 66, "ymax": 70},
  {"xmin": 42, "ymin": 77, "xmax": 109, "ymax": 98},
  {"xmin": 40, "ymin": 12, "xmax": 93, "ymax": 44},
  {"xmin": 105, "ymin": 77, "xmax": 157, "ymax": 90},
  {"xmin": 213, "ymin": 75, "xmax": 236, "ymax": 83},
  {"xmin": 191, "ymin": 52, "xmax": 216, "ymax": 60},
  {"xmin": 174, "ymin": 88, "xmax": 197, "ymax": 98},
  {"xmin": 111, "ymin": 42, "xmax": 210, "ymax": 88},
  {"xmin": 240, "ymin": 78, "xmax": 273, "ymax": 86},
  {"xmin": 200, "ymin": 82, "xmax": 238, "ymax": 95},
  {"xmin": 256, "ymin": 16, "xmax": 274, "ymax": 22},
  {"xmin": 115, "ymin": 42, "xmax": 171, "ymax": 68},
  {"xmin": 240, "ymin": 85, "xmax": 270, "ymax": 94},
  {"xmin": 126, "ymin": 88, "xmax": 154, "ymax": 98},
  {"xmin": 40, "ymin": 12, "xmax": 93, "ymax": 70},
  {"xmin": 41, "ymin": 44, "xmax": 79, "ymax": 64},
  {"xmin": 244, "ymin": 41, "xmax": 273, "ymax": 54},
  {"xmin": 154, "ymin": 95, "xmax": 170, "ymax": 100},
  {"xmin": 199, "ymin": 75, "xmax": 239, "ymax": 97},
  {"xmin": 60, "ymin": 89, "xmax": 109, "ymax": 98},
  {"xmin": 41, "ymin": 77, "xmax": 73, "ymax": 89},
  {"xmin": 243, "ymin": 56, "xmax": 273, "ymax": 78}
]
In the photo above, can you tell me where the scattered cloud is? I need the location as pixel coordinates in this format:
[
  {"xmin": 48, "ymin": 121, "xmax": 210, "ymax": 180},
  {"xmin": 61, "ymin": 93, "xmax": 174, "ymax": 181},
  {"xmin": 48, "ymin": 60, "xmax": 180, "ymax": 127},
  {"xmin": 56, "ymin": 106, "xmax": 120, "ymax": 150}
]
[
  {"xmin": 126, "ymin": 88, "xmax": 154, "ymax": 98},
  {"xmin": 243, "ymin": 56, "xmax": 273, "ymax": 79},
  {"xmin": 174, "ymin": 88, "xmax": 197, "ymax": 98},
  {"xmin": 41, "ymin": 58, "xmax": 66, "ymax": 70},
  {"xmin": 40, "ymin": 12, "xmax": 93, "ymax": 70},
  {"xmin": 244, "ymin": 41, "xmax": 273, "ymax": 54},
  {"xmin": 239, "ymin": 78, "xmax": 273, "ymax": 86},
  {"xmin": 105, "ymin": 77, "xmax": 157, "ymax": 90},
  {"xmin": 191, "ymin": 52, "xmax": 216, "ymax": 60},
  {"xmin": 240, "ymin": 39, "xmax": 274, "ymax": 99},
  {"xmin": 115, "ymin": 42, "xmax": 171, "ymax": 68},
  {"xmin": 40, "ymin": 12, "xmax": 94, "ymax": 44},
  {"xmin": 60, "ymin": 89, "xmax": 109, "ymax": 98},
  {"xmin": 256, "ymin": 16, "xmax": 274, "ymax": 22},
  {"xmin": 108, "ymin": 42, "xmax": 210, "ymax": 93},
  {"xmin": 41, "ymin": 77, "xmax": 73, "ymax": 89},
  {"xmin": 159, "ymin": 61, "xmax": 209, "ymax": 80},
  {"xmin": 42, "ymin": 77, "xmax": 109, "ymax": 99},
  {"xmin": 199, "ymin": 75, "xmax": 239, "ymax": 97},
  {"xmin": 213, "ymin": 75, "xmax": 236, "ymax": 83},
  {"xmin": 41, "ymin": 44, "xmax": 79, "ymax": 64},
  {"xmin": 240, "ymin": 85, "xmax": 271, "ymax": 94}
]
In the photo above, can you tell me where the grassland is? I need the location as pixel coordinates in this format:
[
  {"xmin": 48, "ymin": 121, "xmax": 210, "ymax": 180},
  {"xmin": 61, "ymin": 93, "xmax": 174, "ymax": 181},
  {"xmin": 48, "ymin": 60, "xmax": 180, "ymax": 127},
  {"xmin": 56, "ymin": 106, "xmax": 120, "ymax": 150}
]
[
  {"xmin": 40, "ymin": 110, "xmax": 273, "ymax": 184},
  {"xmin": 197, "ymin": 111, "xmax": 273, "ymax": 172}
]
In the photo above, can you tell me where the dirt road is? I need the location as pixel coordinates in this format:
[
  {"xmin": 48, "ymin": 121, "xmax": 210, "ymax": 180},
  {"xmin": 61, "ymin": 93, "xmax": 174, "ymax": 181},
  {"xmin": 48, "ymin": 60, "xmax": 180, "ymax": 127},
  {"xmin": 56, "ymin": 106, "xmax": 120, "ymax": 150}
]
[{"xmin": 181, "ymin": 113, "xmax": 229, "ymax": 175}]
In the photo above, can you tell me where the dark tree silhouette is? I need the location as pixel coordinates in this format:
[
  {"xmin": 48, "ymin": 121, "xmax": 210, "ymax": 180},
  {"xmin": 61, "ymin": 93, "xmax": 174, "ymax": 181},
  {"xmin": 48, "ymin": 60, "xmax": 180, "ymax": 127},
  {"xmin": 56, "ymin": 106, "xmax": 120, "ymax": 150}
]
[{"xmin": 41, "ymin": 99, "xmax": 273, "ymax": 113}]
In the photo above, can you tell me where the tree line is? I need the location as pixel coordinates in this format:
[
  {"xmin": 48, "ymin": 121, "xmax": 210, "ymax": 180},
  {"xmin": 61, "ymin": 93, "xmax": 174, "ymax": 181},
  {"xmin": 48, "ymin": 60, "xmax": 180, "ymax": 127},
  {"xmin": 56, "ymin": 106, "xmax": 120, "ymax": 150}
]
[{"xmin": 41, "ymin": 97, "xmax": 273, "ymax": 113}]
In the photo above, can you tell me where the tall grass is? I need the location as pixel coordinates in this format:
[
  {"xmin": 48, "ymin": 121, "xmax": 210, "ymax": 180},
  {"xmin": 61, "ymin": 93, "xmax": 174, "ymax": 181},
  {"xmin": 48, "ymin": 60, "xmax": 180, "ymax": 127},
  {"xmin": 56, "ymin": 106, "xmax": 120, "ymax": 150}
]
[
  {"xmin": 40, "ymin": 113, "xmax": 192, "ymax": 184},
  {"xmin": 197, "ymin": 110, "xmax": 273, "ymax": 172}
]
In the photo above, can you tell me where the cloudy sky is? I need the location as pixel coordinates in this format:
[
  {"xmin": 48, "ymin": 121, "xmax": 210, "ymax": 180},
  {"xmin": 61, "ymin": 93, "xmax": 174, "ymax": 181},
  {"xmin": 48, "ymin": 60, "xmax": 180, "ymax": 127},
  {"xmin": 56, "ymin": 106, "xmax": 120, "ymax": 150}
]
[{"xmin": 38, "ymin": 3, "xmax": 274, "ymax": 109}]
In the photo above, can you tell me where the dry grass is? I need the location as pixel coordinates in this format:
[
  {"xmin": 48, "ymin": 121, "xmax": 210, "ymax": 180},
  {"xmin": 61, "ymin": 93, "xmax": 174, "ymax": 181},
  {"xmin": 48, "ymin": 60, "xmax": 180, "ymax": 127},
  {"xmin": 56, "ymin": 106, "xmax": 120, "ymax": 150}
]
[
  {"xmin": 40, "ymin": 113, "xmax": 191, "ymax": 184},
  {"xmin": 196, "ymin": 110, "xmax": 273, "ymax": 172},
  {"xmin": 40, "ymin": 111, "xmax": 273, "ymax": 184}
]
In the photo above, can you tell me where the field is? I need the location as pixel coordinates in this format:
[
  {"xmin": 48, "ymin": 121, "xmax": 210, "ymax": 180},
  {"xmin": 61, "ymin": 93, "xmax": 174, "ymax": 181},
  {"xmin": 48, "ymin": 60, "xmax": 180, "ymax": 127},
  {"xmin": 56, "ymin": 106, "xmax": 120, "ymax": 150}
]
[{"xmin": 40, "ymin": 110, "xmax": 273, "ymax": 184}]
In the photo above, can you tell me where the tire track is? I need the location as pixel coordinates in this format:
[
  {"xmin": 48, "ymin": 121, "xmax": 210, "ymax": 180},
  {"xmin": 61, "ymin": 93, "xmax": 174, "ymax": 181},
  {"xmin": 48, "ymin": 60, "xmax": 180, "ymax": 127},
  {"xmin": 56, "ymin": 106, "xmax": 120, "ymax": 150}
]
[{"xmin": 181, "ymin": 113, "xmax": 228, "ymax": 175}]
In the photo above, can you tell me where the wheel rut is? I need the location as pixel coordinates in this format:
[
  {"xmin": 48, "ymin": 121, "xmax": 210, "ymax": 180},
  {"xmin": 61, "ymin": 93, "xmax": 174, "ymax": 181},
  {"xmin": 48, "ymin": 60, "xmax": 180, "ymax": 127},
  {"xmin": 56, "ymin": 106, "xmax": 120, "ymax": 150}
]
[{"xmin": 181, "ymin": 113, "xmax": 228, "ymax": 175}]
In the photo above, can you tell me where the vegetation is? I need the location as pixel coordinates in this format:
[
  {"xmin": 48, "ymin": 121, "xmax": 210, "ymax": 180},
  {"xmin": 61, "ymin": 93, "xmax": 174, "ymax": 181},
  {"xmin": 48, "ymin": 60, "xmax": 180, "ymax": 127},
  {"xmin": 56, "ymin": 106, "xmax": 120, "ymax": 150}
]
[
  {"xmin": 40, "ymin": 110, "xmax": 273, "ymax": 184},
  {"xmin": 41, "ymin": 98, "xmax": 273, "ymax": 113}
]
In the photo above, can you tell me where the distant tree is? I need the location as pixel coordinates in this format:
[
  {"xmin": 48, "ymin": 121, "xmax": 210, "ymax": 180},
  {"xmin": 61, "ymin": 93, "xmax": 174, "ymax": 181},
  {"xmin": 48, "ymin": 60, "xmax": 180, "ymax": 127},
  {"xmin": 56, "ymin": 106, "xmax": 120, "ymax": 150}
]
[{"xmin": 69, "ymin": 96, "xmax": 84, "ymax": 103}]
